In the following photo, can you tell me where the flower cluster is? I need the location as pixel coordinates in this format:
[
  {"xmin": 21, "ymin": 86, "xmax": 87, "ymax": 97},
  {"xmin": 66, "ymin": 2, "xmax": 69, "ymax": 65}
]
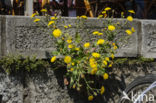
[{"xmin": 31, "ymin": 8, "xmax": 135, "ymax": 101}]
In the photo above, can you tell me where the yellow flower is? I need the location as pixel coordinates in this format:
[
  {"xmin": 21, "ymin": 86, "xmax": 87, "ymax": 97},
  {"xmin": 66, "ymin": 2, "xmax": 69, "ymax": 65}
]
[
  {"xmin": 81, "ymin": 15, "xmax": 87, "ymax": 19},
  {"xmin": 92, "ymin": 52, "xmax": 100, "ymax": 58},
  {"xmin": 104, "ymin": 7, "xmax": 111, "ymax": 11},
  {"xmin": 33, "ymin": 18, "xmax": 40, "ymax": 22},
  {"xmin": 103, "ymin": 73, "xmax": 109, "ymax": 80},
  {"xmin": 98, "ymin": 33, "xmax": 103, "ymax": 36},
  {"xmin": 48, "ymin": 21, "xmax": 55, "ymax": 26},
  {"xmin": 51, "ymin": 17, "xmax": 57, "ymax": 20},
  {"xmin": 108, "ymin": 64, "xmax": 112, "ymax": 67},
  {"xmin": 125, "ymin": 29, "xmax": 132, "ymax": 35},
  {"xmin": 70, "ymin": 68, "xmax": 74, "ymax": 71},
  {"xmin": 90, "ymin": 62, "xmax": 97, "ymax": 68},
  {"xmin": 68, "ymin": 24, "xmax": 72, "ymax": 27},
  {"xmin": 41, "ymin": 9, "xmax": 47, "ymax": 12},
  {"xmin": 113, "ymin": 46, "xmax": 118, "ymax": 50},
  {"xmin": 88, "ymin": 95, "xmax": 94, "ymax": 101},
  {"xmin": 75, "ymin": 47, "xmax": 80, "ymax": 51},
  {"xmin": 84, "ymin": 42, "xmax": 90, "ymax": 48},
  {"xmin": 102, "ymin": 10, "xmax": 106, "ymax": 14},
  {"xmin": 68, "ymin": 44, "xmax": 73, "ymax": 49},
  {"xmin": 72, "ymin": 62, "xmax": 75, "ymax": 66},
  {"xmin": 111, "ymin": 54, "xmax": 114, "ymax": 59},
  {"xmin": 108, "ymin": 25, "xmax": 115, "ymax": 31},
  {"xmin": 64, "ymin": 56, "xmax": 72, "ymax": 64},
  {"xmin": 64, "ymin": 25, "xmax": 68, "ymax": 29},
  {"xmin": 93, "ymin": 31, "xmax": 99, "ymax": 35},
  {"xmin": 127, "ymin": 16, "xmax": 133, "ymax": 22},
  {"xmin": 67, "ymin": 40, "xmax": 72, "ymax": 43},
  {"xmin": 51, "ymin": 56, "xmax": 56, "ymax": 62},
  {"xmin": 112, "ymin": 43, "xmax": 116, "ymax": 46},
  {"xmin": 105, "ymin": 57, "xmax": 110, "ymax": 61},
  {"xmin": 97, "ymin": 39, "xmax": 105, "ymax": 45},
  {"xmin": 100, "ymin": 86, "xmax": 105, "ymax": 95},
  {"xmin": 91, "ymin": 68, "xmax": 98, "ymax": 75},
  {"xmin": 30, "ymin": 13, "xmax": 37, "ymax": 18},
  {"xmin": 131, "ymin": 27, "xmax": 135, "ymax": 33},
  {"xmin": 103, "ymin": 60, "xmax": 107, "ymax": 66},
  {"xmin": 53, "ymin": 29, "xmax": 62, "ymax": 38},
  {"xmin": 128, "ymin": 10, "xmax": 135, "ymax": 14},
  {"xmin": 73, "ymin": 84, "xmax": 76, "ymax": 89},
  {"xmin": 98, "ymin": 15, "xmax": 103, "ymax": 18}
]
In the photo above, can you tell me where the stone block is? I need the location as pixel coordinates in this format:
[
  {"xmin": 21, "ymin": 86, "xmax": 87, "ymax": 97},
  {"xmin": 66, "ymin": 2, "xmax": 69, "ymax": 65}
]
[
  {"xmin": 141, "ymin": 20, "xmax": 156, "ymax": 58},
  {"xmin": 5, "ymin": 16, "xmax": 56, "ymax": 58}
]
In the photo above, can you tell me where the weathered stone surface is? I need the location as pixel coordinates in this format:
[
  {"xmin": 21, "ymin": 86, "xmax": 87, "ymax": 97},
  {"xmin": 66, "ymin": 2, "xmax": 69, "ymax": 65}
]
[
  {"xmin": 5, "ymin": 16, "xmax": 55, "ymax": 58},
  {"xmin": 141, "ymin": 20, "xmax": 156, "ymax": 58},
  {"xmin": 4, "ymin": 16, "xmax": 139, "ymax": 58},
  {"xmin": 1, "ymin": 63, "xmax": 155, "ymax": 103},
  {"xmin": 0, "ymin": 73, "xmax": 23, "ymax": 103}
]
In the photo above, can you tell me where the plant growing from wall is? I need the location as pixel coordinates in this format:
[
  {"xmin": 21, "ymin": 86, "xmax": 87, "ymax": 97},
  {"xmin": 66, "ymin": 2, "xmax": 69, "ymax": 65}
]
[{"xmin": 31, "ymin": 8, "xmax": 136, "ymax": 101}]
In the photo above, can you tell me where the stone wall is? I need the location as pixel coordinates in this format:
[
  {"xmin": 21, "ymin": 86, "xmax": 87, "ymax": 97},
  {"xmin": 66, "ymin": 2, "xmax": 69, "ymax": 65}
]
[
  {"xmin": 0, "ymin": 16, "xmax": 156, "ymax": 58},
  {"xmin": 0, "ymin": 16, "xmax": 156, "ymax": 103}
]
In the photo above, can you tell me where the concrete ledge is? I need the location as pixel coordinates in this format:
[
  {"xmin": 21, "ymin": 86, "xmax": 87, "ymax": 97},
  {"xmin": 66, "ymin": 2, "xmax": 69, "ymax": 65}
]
[{"xmin": 0, "ymin": 16, "xmax": 156, "ymax": 58}]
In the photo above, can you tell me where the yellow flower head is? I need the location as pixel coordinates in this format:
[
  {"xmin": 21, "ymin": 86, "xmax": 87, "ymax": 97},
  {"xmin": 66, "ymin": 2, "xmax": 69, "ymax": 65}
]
[
  {"xmin": 98, "ymin": 15, "xmax": 103, "ymax": 18},
  {"xmin": 103, "ymin": 73, "xmax": 109, "ymax": 80},
  {"xmin": 34, "ymin": 18, "xmax": 40, "ymax": 22},
  {"xmin": 127, "ymin": 16, "xmax": 133, "ymax": 22},
  {"xmin": 51, "ymin": 16, "xmax": 57, "ymax": 20},
  {"xmin": 93, "ymin": 31, "xmax": 99, "ymax": 35},
  {"xmin": 105, "ymin": 57, "xmax": 110, "ymax": 61},
  {"xmin": 84, "ymin": 42, "xmax": 90, "ymax": 48},
  {"xmin": 98, "ymin": 33, "xmax": 103, "ymax": 36},
  {"xmin": 103, "ymin": 60, "xmax": 107, "ymax": 66},
  {"xmin": 131, "ymin": 27, "xmax": 135, "ymax": 33},
  {"xmin": 100, "ymin": 86, "xmax": 105, "ymax": 95},
  {"xmin": 75, "ymin": 47, "xmax": 80, "ymax": 51},
  {"xmin": 102, "ymin": 10, "xmax": 106, "ymax": 14},
  {"xmin": 112, "ymin": 43, "xmax": 116, "ymax": 46},
  {"xmin": 91, "ymin": 68, "xmax": 98, "ymax": 75},
  {"xmin": 97, "ymin": 39, "xmax": 105, "ymax": 45},
  {"xmin": 72, "ymin": 62, "xmax": 75, "ymax": 66},
  {"xmin": 70, "ymin": 68, "xmax": 74, "ymax": 71},
  {"xmin": 113, "ymin": 46, "xmax": 118, "ymax": 50},
  {"xmin": 48, "ymin": 21, "xmax": 55, "ymax": 26},
  {"xmin": 68, "ymin": 44, "xmax": 73, "ymax": 49},
  {"xmin": 128, "ymin": 10, "xmax": 135, "ymax": 14},
  {"xmin": 88, "ymin": 95, "xmax": 94, "ymax": 101},
  {"xmin": 67, "ymin": 39, "xmax": 72, "ymax": 44},
  {"xmin": 53, "ymin": 29, "xmax": 62, "ymax": 38},
  {"xmin": 64, "ymin": 25, "xmax": 68, "ymax": 29},
  {"xmin": 104, "ymin": 7, "xmax": 111, "ymax": 11},
  {"xmin": 68, "ymin": 24, "xmax": 72, "ymax": 27},
  {"xmin": 111, "ymin": 54, "xmax": 115, "ymax": 59},
  {"xmin": 31, "ymin": 13, "xmax": 37, "ymax": 18},
  {"xmin": 81, "ymin": 15, "xmax": 87, "ymax": 19},
  {"xmin": 125, "ymin": 29, "xmax": 132, "ymax": 35},
  {"xmin": 51, "ymin": 56, "xmax": 56, "ymax": 63},
  {"xmin": 108, "ymin": 64, "xmax": 112, "ymax": 67},
  {"xmin": 92, "ymin": 52, "xmax": 100, "ymax": 58},
  {"xmin": 41, "ymin": 9, "xmax": 47, "ymax": 12},
  {"xmin": 64, "ymin": 56, "xmax": 72, "ymax": 64},
  {"xmin": 108, "ymin": 25, "xmax": 115, "ymax": 31}
]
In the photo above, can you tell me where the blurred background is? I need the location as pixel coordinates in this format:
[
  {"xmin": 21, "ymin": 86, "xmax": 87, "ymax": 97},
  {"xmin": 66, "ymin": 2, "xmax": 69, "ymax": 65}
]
[{"xmin": 0, "ymin": 0, "xmax": 155, "ymax": 19}]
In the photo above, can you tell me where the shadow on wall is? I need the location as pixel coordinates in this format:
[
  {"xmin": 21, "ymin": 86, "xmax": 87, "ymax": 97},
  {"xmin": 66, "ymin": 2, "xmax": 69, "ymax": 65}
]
[{"xmin": 53, "ymin": 63, "xmax": 154, "ymax": 103}]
